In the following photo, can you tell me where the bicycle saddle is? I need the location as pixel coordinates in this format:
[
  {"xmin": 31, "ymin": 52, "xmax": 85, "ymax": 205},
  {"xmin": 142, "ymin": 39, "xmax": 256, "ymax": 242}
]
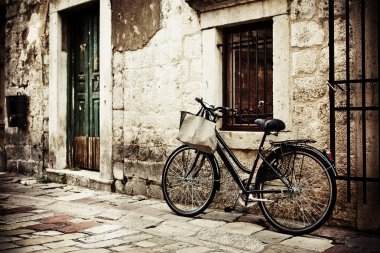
[{"xmin": 254, "ymin": 118, "xmax": 286, "ymax": 132}]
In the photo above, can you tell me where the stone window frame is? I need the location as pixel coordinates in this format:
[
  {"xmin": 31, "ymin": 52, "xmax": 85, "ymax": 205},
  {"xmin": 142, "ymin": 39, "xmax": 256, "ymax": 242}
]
[
  {"xmin": 48, "ymin": 0, "xmax": 113, "ymax": 180},
  {"xmin": 200, "ymin": 0, "xmax": 291, "ymax": 150}
]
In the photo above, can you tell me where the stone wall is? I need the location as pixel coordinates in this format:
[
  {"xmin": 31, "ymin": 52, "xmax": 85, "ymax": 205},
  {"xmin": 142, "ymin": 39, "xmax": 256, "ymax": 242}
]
[
  {"xmin": 110, "ymin": 0, "xmax": 378, "ymax": 230},
  {"xmin": 3, "ymin": 0, "xmax": 49, "ymax": 175},
  {"xmin": 1, "ymin": 4, "xmax": 6, "ymax": 148},
  {"xmin": 112, "ymin": 0, "xmax": 202, "ymax": 198},
  {"xmin": 289, "ymin": 0, "xmax": 358, "ymax": 227}
]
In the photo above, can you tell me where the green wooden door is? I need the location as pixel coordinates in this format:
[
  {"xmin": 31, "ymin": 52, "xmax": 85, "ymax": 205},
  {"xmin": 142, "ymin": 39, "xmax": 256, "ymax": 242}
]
[{"xmin": 70, "ymin": 9, "xmax": 100, "ymax": 171}]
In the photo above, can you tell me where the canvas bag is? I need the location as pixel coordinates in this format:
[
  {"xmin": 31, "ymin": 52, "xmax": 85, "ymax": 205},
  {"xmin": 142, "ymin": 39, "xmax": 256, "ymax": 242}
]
[{"xmin": 176, "ymin": 111, "xmax": 217, "ymax": 154}]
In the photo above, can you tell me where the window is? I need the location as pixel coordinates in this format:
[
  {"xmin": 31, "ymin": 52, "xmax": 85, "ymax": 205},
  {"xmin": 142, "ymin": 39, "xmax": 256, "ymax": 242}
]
[{"xmin": 222, "ymin": 21, "xmax": 273, "ymax": 131}]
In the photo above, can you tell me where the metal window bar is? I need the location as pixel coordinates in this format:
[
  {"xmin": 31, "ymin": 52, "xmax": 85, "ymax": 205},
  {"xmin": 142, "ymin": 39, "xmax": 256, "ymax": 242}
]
[
  {"xmin": 219, "ymin": 21, "xmax": 273, "ymax": 130},
  {"xmin": 329, "ymin": 0, "xmax": 380, "ymax": 204}
]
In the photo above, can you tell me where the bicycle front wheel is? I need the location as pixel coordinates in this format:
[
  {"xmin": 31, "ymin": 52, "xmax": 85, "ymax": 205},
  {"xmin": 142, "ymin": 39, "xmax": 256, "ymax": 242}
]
[
  {"xmin": 162, "ymin": 145, "xmax": 218, "ymax": 217},
  {"xmin": 255, "ymin": 146, "xmax": 336, "ymax": 235}
]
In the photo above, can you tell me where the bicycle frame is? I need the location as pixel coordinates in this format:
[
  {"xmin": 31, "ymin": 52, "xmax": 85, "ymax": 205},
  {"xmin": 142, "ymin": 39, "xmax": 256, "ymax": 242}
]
[{"xmin": 215, "ymin": 131, "xmax": 293, "ymax": 195}]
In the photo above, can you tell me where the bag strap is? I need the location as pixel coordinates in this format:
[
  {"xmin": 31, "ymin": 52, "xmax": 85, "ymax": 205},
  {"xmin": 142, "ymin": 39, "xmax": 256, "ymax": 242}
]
[{"xmin": 196, "ymin": 107, "xmax": 205, "ymax": 117}]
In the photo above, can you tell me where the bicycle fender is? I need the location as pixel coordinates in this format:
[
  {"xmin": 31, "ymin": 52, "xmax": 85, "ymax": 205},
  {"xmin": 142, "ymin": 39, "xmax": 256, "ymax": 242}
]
[
  {"xmin": 278, "ymin": 145, "xmax": 338, "ymax": 178},
  {"xmin": 298, "ymin": 145, "xmax": 338, "ymax": 178}
]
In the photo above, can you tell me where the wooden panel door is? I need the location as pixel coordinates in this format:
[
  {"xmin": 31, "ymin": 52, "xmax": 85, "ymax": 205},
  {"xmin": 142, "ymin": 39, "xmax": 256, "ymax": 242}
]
[{"xmin": 71, "ymin": 9, "xmax": 100, "ymax": 171}]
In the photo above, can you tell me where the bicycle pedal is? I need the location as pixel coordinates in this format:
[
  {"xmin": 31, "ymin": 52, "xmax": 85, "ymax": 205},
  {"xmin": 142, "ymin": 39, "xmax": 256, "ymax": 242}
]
[{"xmin": 238, "ymin": 196, "xmax": 256, "ymax": 207}]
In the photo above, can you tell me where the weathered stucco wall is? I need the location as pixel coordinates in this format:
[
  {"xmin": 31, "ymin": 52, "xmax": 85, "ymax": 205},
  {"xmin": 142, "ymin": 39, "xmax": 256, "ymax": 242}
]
[
  {"xmin": 112, "ymin": 0, "xmax": 161, "ymax": 51},
  {"xmin": 112, "ymin": 0, "xmax": 202, "ymax": 198},
  {"xmin": 4, "ymin": 0, "xmax": 49, "ymax": 175}
]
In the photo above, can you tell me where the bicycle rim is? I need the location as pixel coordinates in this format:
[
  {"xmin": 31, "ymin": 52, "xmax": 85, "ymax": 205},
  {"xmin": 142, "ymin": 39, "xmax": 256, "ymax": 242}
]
[
  {"xmin": 257, "ymin": 147, "xmax": 336, "ymax": 235},
  {"xmin": 162, "ymin": 146, "xmax": 217, "ymax": 217}
]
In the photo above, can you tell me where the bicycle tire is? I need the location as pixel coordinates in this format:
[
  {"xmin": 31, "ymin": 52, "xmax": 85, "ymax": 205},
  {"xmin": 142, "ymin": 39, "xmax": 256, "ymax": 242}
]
[
  {"xmin": 255, "ymin": 146, "xmax": 336, "ymax": 235},
  {"xmin": 162, "ymin": 145, "xmax": 218, "ymax": 217}
]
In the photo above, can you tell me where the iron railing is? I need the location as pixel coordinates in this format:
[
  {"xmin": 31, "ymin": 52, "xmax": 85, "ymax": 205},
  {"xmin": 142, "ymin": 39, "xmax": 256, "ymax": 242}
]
[{"xmin": 329, "ymin": 0, "xmax": 379, "ymax": 203}]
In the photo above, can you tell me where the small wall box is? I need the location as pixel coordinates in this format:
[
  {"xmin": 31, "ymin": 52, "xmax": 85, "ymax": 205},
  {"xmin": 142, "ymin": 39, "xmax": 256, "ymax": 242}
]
[{"xmin": 6, "ymin": 92, "xmax": 28, "ymax": 128}]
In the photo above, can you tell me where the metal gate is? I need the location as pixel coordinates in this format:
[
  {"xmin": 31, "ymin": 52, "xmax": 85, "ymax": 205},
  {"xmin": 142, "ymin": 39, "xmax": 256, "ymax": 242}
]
[{"xmin": 328, "ymin": 0, "xmax": 379, "ymax": 203}]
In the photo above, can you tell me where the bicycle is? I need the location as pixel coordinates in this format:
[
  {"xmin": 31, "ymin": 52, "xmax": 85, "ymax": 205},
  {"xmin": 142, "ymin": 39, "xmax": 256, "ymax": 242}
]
[{"xmin": 162, "ymin": 97, "xmax": 337, "ymax": 235}]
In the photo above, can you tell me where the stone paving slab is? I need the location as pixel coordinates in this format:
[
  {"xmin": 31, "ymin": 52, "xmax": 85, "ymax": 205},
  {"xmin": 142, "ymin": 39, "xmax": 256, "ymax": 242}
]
[
  {"xmin": 33, "ymin": 246, "xmax": 81, "ymax": 253},
  {"xmin": 0, "ymin": 193, "xmax": 11, "ymax": 200},
  {"xmin": 280, "ymin": 236, "xmax": 334, "ymax": 252},
  {"xmin": 187, "ymin": 218, "xmax": 226, "ymax": 228},
  {"xmin": 84, "ymin": 224, "xmax": 122, "ymax": 234},
  {"xmin": 6, "ymin": 244, "xmax": 48, "ymax": 253},
  {"xmin": 147, "ymin": 220, "xmax": 202, "ymax": 237},
  {"xmin": 0, "ymin": 173, "xmax": 379, "ymax": 253},
  {"xmin": 77, "ymin": 238, "xmax": 127, "ymax": 249},
  {"xmin": 219, "ymin": 221, "xmax": 265, "ymax": 235},
  {"xmin": 42, "ymin": 239, "xmax": 79, "ymax": 249},
  {"xmin": 0, "ymin": 228, "xmax": 35, "ymax": 236},
  {"xmin": 253, "ymin": 229, "xmax": 292, "ymax": 244},
  {"xmin": 0, "ymin": 242, "xmax": 20, "ymax": 251},
  {"xmin": 196, "ymin": 228, "xmax": 266, "ymax": 252},
  {"xmin": 78, "ymin": 228, "xmax": 138, "ymax": 243},
  {"xmin": 55, "ymin": 192, "xmax": 96, "ymax": 201},
  {"xmin": 95, "ymin": 209, "xmax": 125, "ymax": 221}
]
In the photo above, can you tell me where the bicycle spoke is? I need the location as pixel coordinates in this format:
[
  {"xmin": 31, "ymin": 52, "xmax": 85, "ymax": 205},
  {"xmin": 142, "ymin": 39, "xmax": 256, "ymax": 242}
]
[
  {"xmin": 163, "ymin": 146, "xmax": 217, "ymax": 216},
  {"xmin": 257, "ymin": 147, "xmax": 336, "ymax": 234}
]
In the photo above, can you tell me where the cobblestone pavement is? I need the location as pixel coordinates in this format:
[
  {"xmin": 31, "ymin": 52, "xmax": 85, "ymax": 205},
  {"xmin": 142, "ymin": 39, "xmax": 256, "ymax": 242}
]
[{"xmin": 0, "ymin": 172, "xmax": 379, "ymax": 253}]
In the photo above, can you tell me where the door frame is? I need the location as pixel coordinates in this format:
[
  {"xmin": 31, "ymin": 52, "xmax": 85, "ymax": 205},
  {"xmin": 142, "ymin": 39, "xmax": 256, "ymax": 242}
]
[{"xmin": 48, "ymin": 0, "xmax": 113, "ymax": 179}]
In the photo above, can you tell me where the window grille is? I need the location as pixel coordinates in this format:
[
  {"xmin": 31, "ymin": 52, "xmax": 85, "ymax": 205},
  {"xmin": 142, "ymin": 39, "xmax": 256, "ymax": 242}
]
[{"xmin": 221, "ymin": 21, "xmax": 273, "ymax": 131}]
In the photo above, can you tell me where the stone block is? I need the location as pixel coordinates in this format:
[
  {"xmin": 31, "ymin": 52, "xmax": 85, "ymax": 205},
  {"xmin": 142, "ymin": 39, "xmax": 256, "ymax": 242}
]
[
  {"xmin": 291, "ymin": 21, "xmax": 324, "ymax": 48},
  {"xmin": 113, "ymin": 162, "xmax": 124, "ymax": 180},
  {"xmin": 253, "ymin": 230, "xmax": 292, "ymax": 244},
  {"xmin": 58, "ymin": 221, "xmax": 99, "ymax": 233},
  {"xmin": 319, "ymin": 0, "xmax": 346, "ymax": 19},
  {"xmin": 123, "ymin": 160, "xmax": 164, "ymax": 183},
  {"xmin": 42, "ymin": 239, "xmax": 79, "ymax": 249},
  {"xmin": 292, "ymin": 50, "xmax": 317, "ymax": 75},
  {"xmin": 112, "ymin": 128, "xmax": 123, "ymax": 144},
  {"xmin": 124, "ymin": 178, "xmax": 147, "ymax": 196},
  {"xmin": 84, "ymin": 224, "xmax": 122, "ymax": 234},
  {"xmin": 113, "ymin": 145, "xmax": 125, "ymax": 162},
  {"xmin": 219, "ymin": 222, "xmax": 264, "ymax": 235},
  {"xmin": 290, "ymin": 0, "xmax": 316, "ymax": 20},
  {"xmin": 113, "ymin": 87, "xmax": 124, "ymax": 110},
  {"xmin": 114, "ymin": 180, "xmax": 125, "ymax": 194},
  {"xmin": 113, "ymin": 53, "xmax": 124, "ymax": 73},
  {"xmin": 187, "ymin": 219, "xmax": 226, "ymax": 229},
  {"xmin": 112, "ymin": 110, "xmax": 124, "ymax": 130},
  {"xmin": 196, "ymin": 228, "xmax": 265, "ymax": 252},
  {"xmin": 147, "ymin": 184, "xmax": 162, "ymax": 199},
  {"xmin": 78, "ymin": 229, "xmax": 138, "ymax": 244},
  {"xmin": 148, "ymin": 220, "xmax": 201, "ymax": 237},
  {"xmin": 293, "ymin": 76, "xmax": 327, "ymax": 102},
  {"xmin": 280, "ymin": 236, "xmax": 334, "ymax": 252},
  {"xmin": 0, "ymin": 242, "xmax": 19, "ymax": 251},
  {"xmin": 77, "ymin": 239, "xmax": 126, "ymax": 249}
]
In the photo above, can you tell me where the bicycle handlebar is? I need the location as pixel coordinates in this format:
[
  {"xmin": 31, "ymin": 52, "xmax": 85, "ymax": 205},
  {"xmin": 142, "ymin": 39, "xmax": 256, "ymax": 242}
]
[{"xmin": 195, "ymin": 97, "xmax": 236, "ymax": 115}]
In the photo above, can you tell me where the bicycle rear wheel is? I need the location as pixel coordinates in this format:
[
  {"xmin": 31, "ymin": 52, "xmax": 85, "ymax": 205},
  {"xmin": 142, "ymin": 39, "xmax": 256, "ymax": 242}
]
[
  {"xmin": 255, "ymin": 146, "xmax": 336, "ymax": 235},
  {"xmin": 162, "ymin": 145, "xmax": 218, "ymax": 217}
]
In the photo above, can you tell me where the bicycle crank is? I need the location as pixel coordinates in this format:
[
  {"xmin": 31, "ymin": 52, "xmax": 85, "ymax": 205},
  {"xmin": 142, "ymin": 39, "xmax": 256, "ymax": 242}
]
[{"xmin": 238, "ymin": 192, "xmax": 276, "ymax": 207}]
